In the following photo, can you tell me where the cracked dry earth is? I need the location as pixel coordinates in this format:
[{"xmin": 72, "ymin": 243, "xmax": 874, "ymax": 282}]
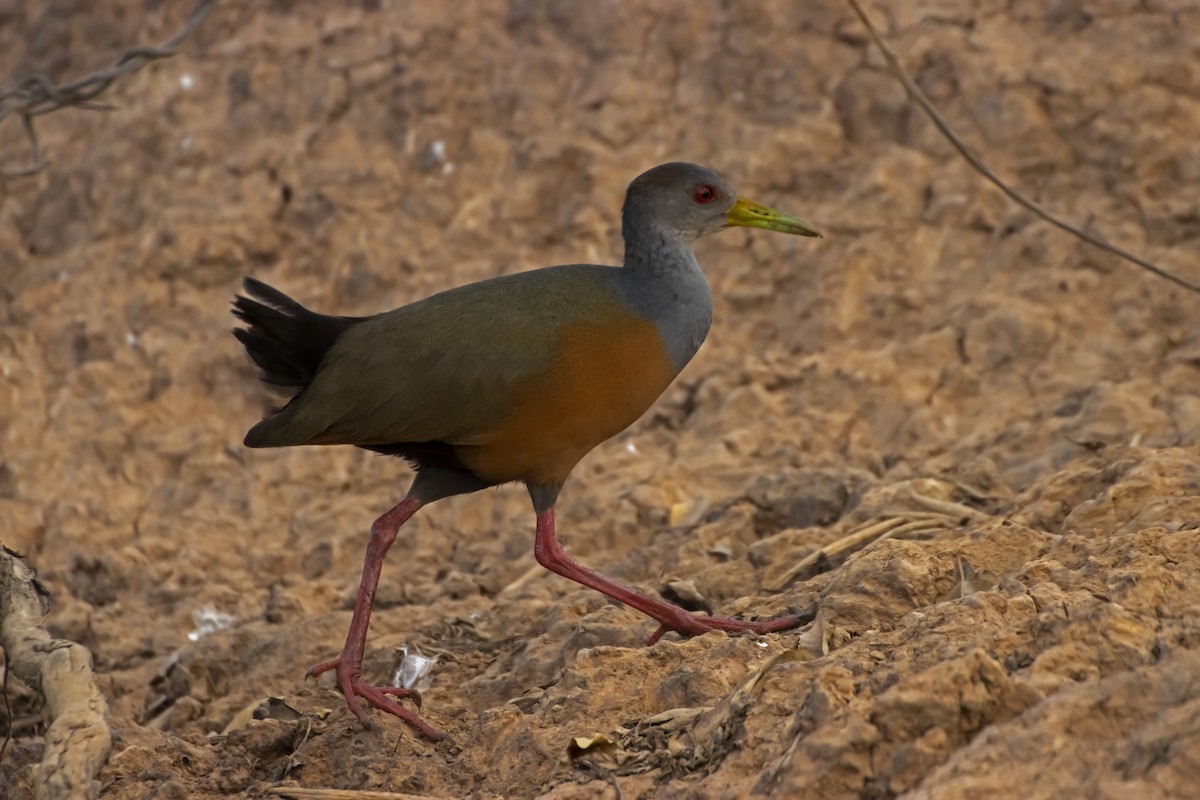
[{"xmin": 3, "ymin": 1, "xmax": 1200, "ymax": 798}]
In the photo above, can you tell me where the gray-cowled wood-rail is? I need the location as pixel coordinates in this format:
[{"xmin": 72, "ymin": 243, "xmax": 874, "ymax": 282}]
[{"xmin": 233, "ymin": 162, "xmax": 821, "ymax": 740}]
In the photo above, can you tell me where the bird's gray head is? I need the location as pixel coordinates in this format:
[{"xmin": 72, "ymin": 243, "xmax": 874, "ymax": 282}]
[
  {"xmin": 622, "ymin": 163, "xmax": 736, "ymax": 241},
  {"xmin": 621, "ymin": 162, "xmax": 821, "ymax": 246}
]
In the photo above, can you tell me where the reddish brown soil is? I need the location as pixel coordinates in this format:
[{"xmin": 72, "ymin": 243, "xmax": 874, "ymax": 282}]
[{"xmin": 3, "ymin": 1, "xmax": 1200, "ymax": 798}]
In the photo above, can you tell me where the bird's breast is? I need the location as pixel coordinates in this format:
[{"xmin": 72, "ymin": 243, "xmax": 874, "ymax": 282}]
[
  {"xmin": 456, "ymin": 309, "xmax": 678, "ymax": 486},
  {"xmin": 616, "ymin": 258, "xmax": 713, "ymax": 372}
]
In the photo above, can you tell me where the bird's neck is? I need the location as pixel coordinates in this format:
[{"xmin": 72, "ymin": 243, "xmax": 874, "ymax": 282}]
[
  {"xmin": 619, "ymin": 223, "xmax": 713, "ymax": 372},
  {"xmin": 621, "ymin": 219, "xmax": 698, "ymax": 277}
]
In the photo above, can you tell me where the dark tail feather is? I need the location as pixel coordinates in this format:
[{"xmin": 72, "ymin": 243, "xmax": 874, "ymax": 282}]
[{"xmin": 232, "ymin": 277, "xmax": 362, "ymax": 391}]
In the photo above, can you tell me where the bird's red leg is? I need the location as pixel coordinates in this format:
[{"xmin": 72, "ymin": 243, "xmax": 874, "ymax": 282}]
[
  {"xmin": 533, "ymin": 507, "xmax": 803, "ymax": 646},
  {"xmin": 307, "ymin": 496, "xmax": 445, "ymax": 741}
]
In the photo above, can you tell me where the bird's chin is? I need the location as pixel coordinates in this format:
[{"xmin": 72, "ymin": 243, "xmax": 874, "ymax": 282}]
[{"xmin": 699, "ymin": 219, "xmax": 732, "ymax": 238}]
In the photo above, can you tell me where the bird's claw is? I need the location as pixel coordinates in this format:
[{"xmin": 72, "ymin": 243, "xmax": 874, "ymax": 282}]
[{"xmin": 306, "ymin": 657, "xmax": 442, "ymax": 740}]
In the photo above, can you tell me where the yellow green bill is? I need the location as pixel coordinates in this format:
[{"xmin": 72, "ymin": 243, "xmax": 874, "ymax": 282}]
[{"xmin": 726, "ymin": 196, "xmax": 821, "ymax": 237}]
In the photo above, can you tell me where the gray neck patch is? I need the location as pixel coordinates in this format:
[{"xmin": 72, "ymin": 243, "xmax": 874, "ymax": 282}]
[{"xmin": 617, "ymin": 224, "xmax": 714, "ymax": 372}]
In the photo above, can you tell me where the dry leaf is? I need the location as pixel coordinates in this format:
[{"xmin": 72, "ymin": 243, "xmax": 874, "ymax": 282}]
[
  {"xmin": 221, "ymin": 696, "xmax": 304, "ymax": 734},
  {"xmin": 568, "ymin": 732, "xmax": 617, "ymax": 759}
]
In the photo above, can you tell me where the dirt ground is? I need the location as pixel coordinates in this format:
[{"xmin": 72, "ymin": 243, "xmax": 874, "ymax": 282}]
[{"xmin": 3, "ymin": 1, "xmax": 1200, "ymax": 797}]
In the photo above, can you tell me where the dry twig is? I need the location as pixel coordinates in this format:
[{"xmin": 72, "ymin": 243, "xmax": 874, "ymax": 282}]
[
  {"xmin": 267, "ymin": 788, "xmax": 458, "ymax": 800},
  {"xmin": 845, "ymin": 0, "xmax": 1200, "ymax": 294},
  {"xmin": 768, "ymin": 513, "xmax": 957, "ymax": 590},
  {"xmin": 0, "ymin": 0, "xmax": 217, "ymax": 177},
  {"xmin": 0, "ymin": 546, "xmax": 112, "ymax": 800}
]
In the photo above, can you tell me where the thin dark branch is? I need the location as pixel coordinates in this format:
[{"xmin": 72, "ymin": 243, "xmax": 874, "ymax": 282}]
[
  {"xmin": 2, "ymin": 115, "xmax": 45, "ymax": 178},
  {"xmin": 0, "ymin": 0, "xmax": 218, "ymax": 178},
  {"xmin": 845, "ymin": 0, "xmax": 1200, "ymax": 294}
]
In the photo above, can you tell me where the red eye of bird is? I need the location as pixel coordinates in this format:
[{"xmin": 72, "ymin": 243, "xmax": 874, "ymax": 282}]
[{"xmin": 693, "ymin": 184, "xmax": 717, "ymax": 204}]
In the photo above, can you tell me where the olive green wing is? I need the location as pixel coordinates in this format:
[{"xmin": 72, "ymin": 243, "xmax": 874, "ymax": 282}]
[{"xmin": 246, "ymin": 265, "xmax": 623, "ymax": 448}]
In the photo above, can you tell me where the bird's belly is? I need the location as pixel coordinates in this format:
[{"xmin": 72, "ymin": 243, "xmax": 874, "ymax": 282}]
[{"xmin": 456, "ymin": 314, "xmax": 677, "ymax": 486}]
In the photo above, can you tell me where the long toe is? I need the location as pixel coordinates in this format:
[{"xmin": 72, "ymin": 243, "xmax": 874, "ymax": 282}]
[
  {"xmin": 314, "ymin": 658, "xmax": 445, "ymax": 740},
  {"xmin": 748, "ymin": 614, "xmax": 807, "ymax": 635},
  {"xmin": 335, "ymin": 674, "xmax": 374, "ymax": 727},
  {"xmin": 306, "ymin": 658, "xmax": 340, "ymax": 680},
  {"xmin": 645, "ymin": 614, "xmax": 727, "ymax": 645},
  {"xmin": 352, "ymin": 681, "xmax": 446, "ymax": 741},
  {"xmin": 646, "ymin": 610, "xmax": 805, "ymax": 645},
  {"xmin": 378, "ymin": 684, "xmax": 423, "ymax": 708},
  {"xmin": 647, "ymin": 624, "xmax": 671, "ymax": 646}
]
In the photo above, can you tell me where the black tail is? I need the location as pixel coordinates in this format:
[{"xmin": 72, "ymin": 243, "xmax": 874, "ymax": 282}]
[{"xmin": 232, "ymin": 277, "xmax": 363, "ymax": 391}]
